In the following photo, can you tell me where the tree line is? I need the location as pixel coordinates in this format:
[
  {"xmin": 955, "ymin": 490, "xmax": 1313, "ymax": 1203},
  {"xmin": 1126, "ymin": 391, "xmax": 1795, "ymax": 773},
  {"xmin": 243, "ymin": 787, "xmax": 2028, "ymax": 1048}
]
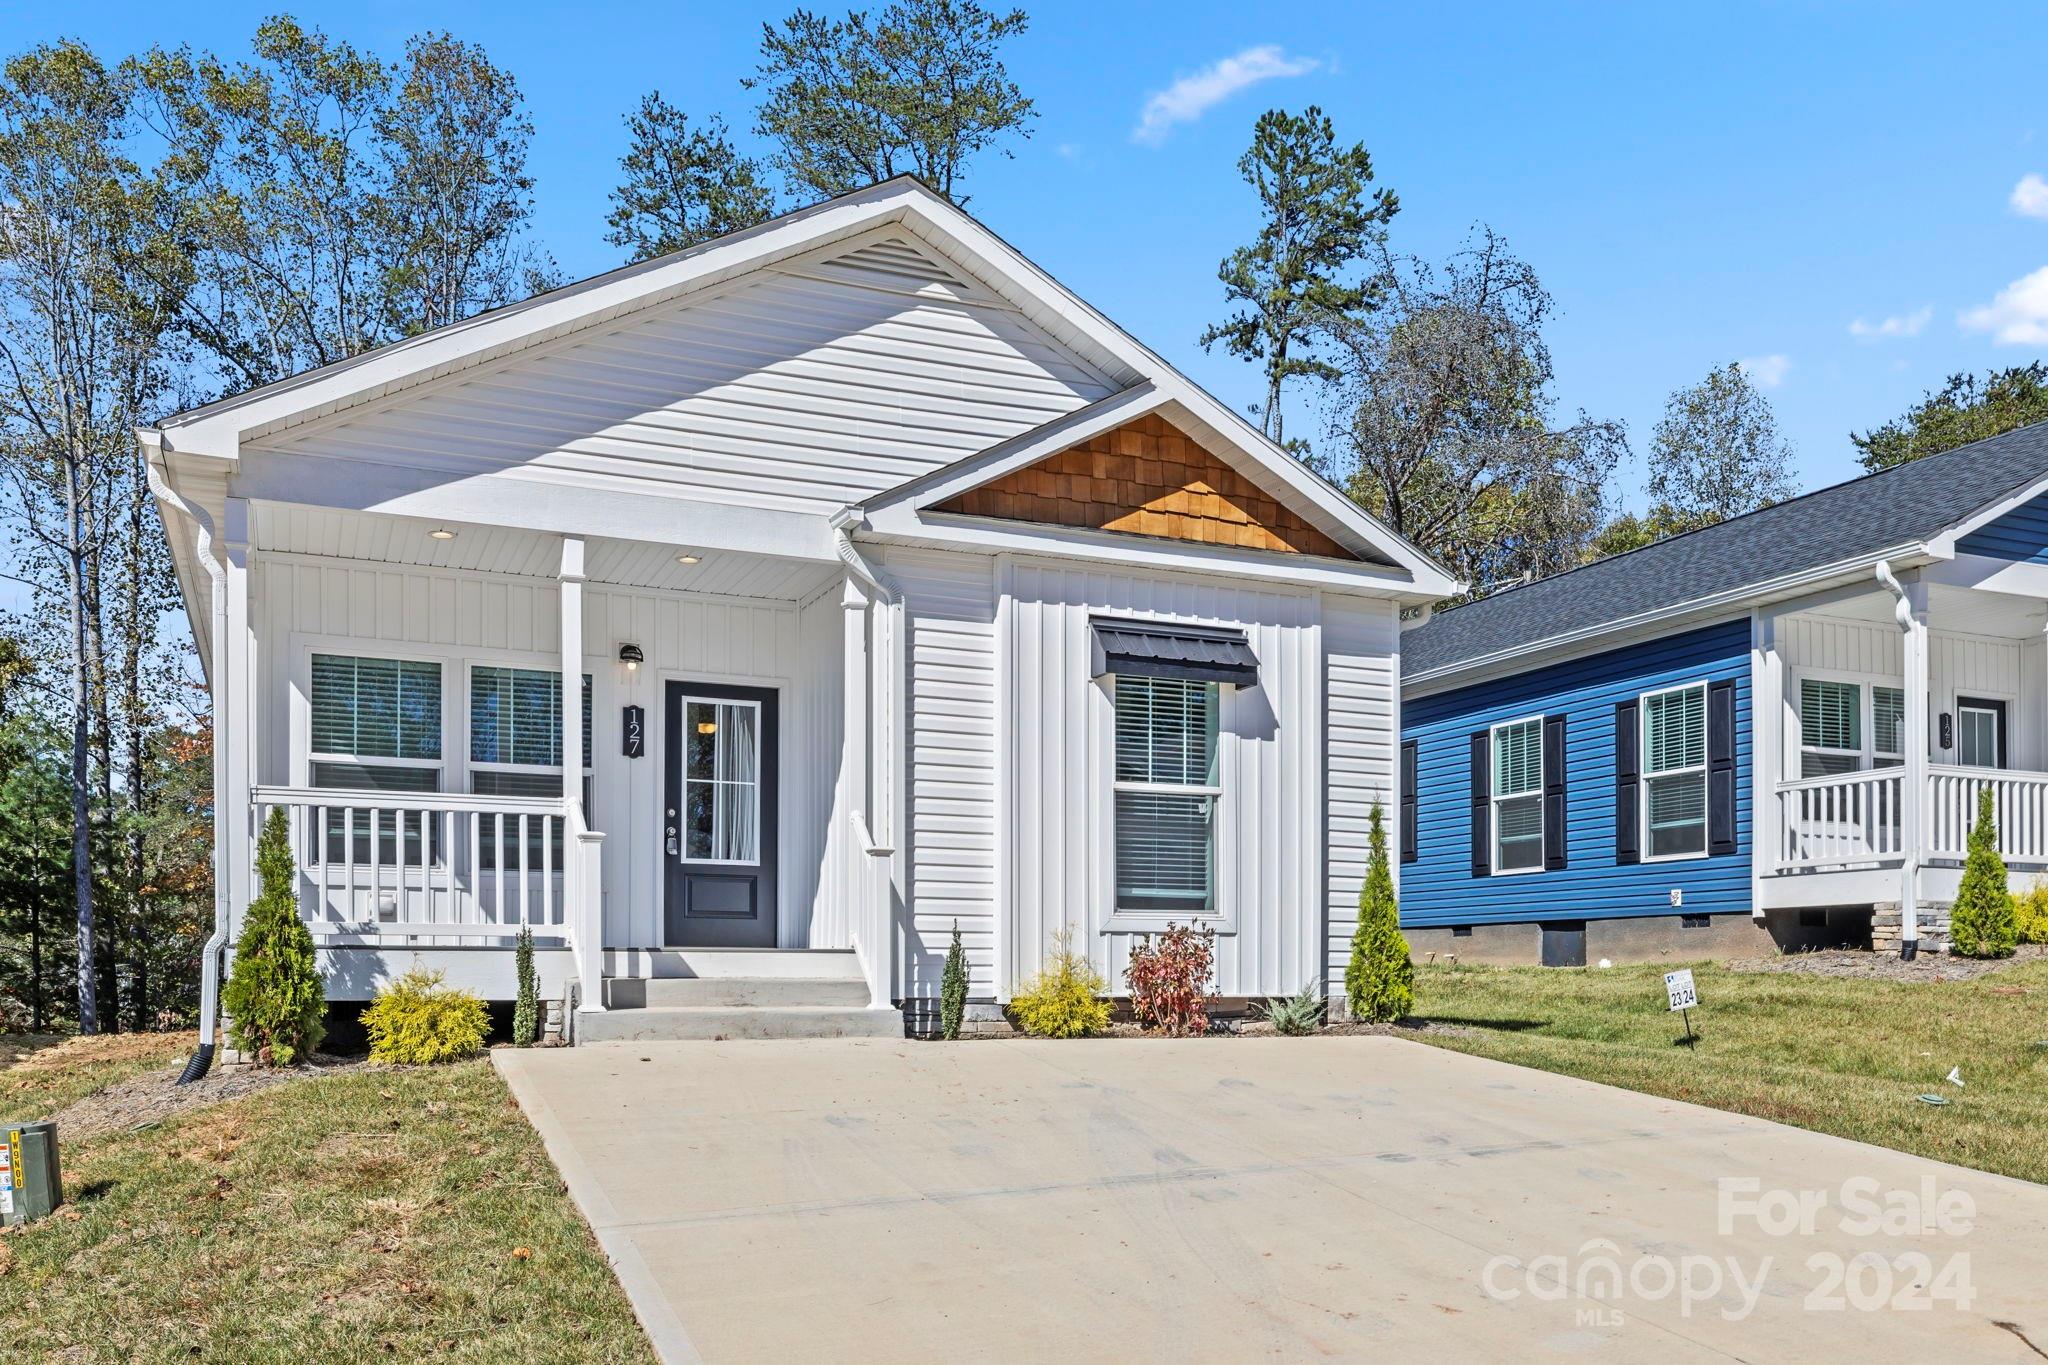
[{"xmin": 1, "ymin": 4, "xmax": 2036, "ymax": 1032}]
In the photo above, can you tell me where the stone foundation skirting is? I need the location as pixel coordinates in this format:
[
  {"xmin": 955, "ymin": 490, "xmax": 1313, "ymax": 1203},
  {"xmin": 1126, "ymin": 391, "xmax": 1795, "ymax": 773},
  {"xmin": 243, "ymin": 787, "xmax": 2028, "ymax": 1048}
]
[{"xmin": 1871, "ymin": 901, "xmax": 1952, "ymax": 953}]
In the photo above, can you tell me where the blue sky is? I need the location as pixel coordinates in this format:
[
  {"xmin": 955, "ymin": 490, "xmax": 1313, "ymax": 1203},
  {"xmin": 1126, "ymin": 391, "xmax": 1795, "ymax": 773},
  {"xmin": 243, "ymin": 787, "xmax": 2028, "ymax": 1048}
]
[{"xmin": 6, "ymin": 0, "xmax": 2048, "ymax": 505}]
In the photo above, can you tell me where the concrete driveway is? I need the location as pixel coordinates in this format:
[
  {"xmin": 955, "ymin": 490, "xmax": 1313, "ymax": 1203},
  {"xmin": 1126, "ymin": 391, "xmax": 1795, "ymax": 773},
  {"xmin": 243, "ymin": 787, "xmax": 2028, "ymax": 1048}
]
[{"xmin": 496, "ymin": 1038, "xmax": 2048, "ymax": 1363}]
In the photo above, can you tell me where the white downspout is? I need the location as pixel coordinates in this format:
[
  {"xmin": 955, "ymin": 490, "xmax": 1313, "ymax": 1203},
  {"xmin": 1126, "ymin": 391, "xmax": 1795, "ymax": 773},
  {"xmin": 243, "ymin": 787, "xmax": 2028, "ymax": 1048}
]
[
  {"xmin": 1876, "ymin": 560, "xmax": 1925, "ymax": 958},
  {"xmin": 144, "ymin": 443, "xmax": 231, "ymax": 1080}
]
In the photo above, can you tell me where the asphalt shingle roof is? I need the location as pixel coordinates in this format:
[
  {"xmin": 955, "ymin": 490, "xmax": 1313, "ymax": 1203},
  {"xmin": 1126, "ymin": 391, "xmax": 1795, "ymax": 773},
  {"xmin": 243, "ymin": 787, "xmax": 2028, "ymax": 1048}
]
[{"xmin": 1403, "ymin": 420, "xmax": 2048, "ymax": 678}]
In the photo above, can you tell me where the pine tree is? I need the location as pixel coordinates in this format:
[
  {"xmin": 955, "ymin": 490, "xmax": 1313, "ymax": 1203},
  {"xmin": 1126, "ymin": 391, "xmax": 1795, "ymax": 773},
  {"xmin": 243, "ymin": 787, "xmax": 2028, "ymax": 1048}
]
[
  {"xmin": 939, "ymin": 920, "xmax": 968, "ymax": 1040},
  {"xmin": 1345, "ymin": 803, "xmax": 1413, "ymax": 1022},
  {"xmin": 1950, "ymin": 788, "xmax": 2019, "ymax": 958},
  {"xmin": 221, "ymin": 807, "xmax": 325, "ymax": 1064},
  {"xmin": 512, "ymin": 924, "xmax": 539, "ymax": 1045}
]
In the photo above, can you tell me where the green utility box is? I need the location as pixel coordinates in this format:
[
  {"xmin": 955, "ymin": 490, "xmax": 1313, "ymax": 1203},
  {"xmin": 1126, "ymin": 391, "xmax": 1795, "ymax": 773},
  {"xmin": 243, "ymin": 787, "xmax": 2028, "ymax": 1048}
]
[{"xmin": 1, "ymin": 1120, "xmax": 62, "ymax": 1225}]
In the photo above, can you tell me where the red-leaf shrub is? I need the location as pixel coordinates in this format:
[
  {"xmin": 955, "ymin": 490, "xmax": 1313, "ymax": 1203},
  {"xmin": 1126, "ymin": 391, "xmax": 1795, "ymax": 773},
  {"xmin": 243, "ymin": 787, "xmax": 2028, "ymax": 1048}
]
[{"xmin": 1124, "ymin": 923, "xmax": 1216, "ymax": 1036}]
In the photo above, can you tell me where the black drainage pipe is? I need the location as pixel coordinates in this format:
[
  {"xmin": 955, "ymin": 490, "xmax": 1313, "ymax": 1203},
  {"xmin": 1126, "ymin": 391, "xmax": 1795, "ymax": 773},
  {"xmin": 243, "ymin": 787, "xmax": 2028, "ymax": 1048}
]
[{"xmin": 176, "ymin": 1042, "xmax": 216, "ymax": 1086}]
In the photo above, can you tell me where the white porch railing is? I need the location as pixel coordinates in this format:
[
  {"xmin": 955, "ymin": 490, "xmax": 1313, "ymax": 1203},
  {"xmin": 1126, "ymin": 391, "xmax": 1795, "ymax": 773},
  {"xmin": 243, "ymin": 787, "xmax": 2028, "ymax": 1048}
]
[
  {"xmin": 1925, "ymin": 765, "xmax": 2048, "ymax": 862},
  {"xmin": 1776, "ymin": 768, "xmax": 1905, "ymax": 870},
  {"xmin": 849, "ymin": 811, "xmax": 894, "ymax": 1011},
  {"xmin": 254, "ymin": 784, "xmax": 573, "ymax": 942}
]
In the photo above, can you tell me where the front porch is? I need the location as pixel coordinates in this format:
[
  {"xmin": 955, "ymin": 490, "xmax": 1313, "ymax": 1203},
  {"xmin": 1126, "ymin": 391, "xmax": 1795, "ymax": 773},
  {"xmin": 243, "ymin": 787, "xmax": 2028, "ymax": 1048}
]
[
  {"xmin": 219, "ymin": 500, "xmax": 904, "ymax": 1020},
  {"xmin": 1756, "ymin": 565, "xmax": 2048, "ymax": 942}
]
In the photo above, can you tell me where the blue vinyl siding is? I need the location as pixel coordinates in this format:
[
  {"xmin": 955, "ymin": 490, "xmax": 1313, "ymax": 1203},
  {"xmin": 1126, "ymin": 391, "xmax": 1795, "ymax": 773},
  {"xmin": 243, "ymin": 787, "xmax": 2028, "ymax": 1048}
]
[
  {"xmin": 1401, "ymin": 619, "xmax": 1751, "ymax": 927},
  {"xmin": 1957, "ymin": 491, "xmax": 2048, "ymax": 563}
]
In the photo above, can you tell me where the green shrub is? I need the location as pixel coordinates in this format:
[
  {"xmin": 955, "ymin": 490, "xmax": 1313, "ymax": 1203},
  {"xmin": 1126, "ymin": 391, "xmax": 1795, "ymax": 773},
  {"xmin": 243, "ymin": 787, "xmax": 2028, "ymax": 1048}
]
[
  {"xmin": 1253, "ymin": 980, "xmax": 1326, "ymax": 1036},
  {"xmin": 2016, "ymin": 879, "xmax": 2048, "ymax": 945},
  {"xmin": 1345, "ymin": 803, "xmax": 1414, "ymax": 1022},
  {"xmin": 939, "ymin": 921, "xmax": 969, "ymax": 1040},
  {"xmin": 222, "ymin": 807, "xmax": 325, "ymax": 1066},
  {"xmin": 512, "ymin": 925, "xmax": 539, "ymax": 1047},
  {"xmin": 1950, "ymin": 789, "xmax": 2019, "ymax": 959},
  {"xmin": 362, "ymin": 968, "xmax": 490, "ymax": 1064},
  {"xmin": 1009, "ymin": 933, "xmax": 1111, "ymax": 1038}
]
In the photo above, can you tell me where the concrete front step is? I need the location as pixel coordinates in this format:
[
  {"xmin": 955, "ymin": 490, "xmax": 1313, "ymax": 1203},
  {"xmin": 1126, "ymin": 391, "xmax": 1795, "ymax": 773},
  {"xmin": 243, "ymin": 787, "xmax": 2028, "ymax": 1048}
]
[
  {"xmin": 576, "ymin": 1004, "xmax": 903, "ymax": 1042},
  {"xmin": 601, "ymin": 947, "xmax": 863, "ymax": 980},
  {"xmin": 602, "ymin": 975, "xmax": 872, "ymax": 1009}
]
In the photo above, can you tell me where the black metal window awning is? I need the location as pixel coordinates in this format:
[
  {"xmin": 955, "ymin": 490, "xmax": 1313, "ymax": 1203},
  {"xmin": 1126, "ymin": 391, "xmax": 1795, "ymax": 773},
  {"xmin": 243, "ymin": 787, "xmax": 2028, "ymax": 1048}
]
[{"xmin": 1090, "ymin": 617, "xmax": 1260, "ymax": 688}]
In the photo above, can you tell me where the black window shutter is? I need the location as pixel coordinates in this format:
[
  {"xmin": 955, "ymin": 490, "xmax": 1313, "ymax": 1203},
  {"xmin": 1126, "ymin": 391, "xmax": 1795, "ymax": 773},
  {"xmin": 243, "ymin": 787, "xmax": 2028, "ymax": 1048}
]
[
  {"xmin": 1708, "ymin": 679, "xmax": 1737, "ymax": 856},
  {"xmin": 1615, "ymin": 699, "xmax": 1640, "ymax": 865},
  {"xmin": 1542, "ymin": 714, "xmax": 1568, "ymax": 871},
  {"xmin": 1399, "ymin": 740, "xmax": 1419, "ymax": 864},
  {"xmin": 1469, "ymin": 730, "xmax": 1490, "ymax": 877}
]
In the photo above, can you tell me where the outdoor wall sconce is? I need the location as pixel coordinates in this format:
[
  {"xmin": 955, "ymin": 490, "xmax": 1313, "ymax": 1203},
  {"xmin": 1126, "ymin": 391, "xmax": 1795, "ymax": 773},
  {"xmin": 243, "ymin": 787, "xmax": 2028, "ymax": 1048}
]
[{"xmin": 618, "ymin": 643, "xmax": 645, "ymax": 673}]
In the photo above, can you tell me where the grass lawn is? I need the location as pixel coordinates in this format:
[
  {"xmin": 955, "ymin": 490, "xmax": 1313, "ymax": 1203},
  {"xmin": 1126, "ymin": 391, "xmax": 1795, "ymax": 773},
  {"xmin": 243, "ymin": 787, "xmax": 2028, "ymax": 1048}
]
[
  {"xmin": 0, "ymin": 1037, "xmax": 653, "ymax": 1363},
  {"xmin": 1410, "ymin": 958, "xmax": 2048, "ymax": 1185}
]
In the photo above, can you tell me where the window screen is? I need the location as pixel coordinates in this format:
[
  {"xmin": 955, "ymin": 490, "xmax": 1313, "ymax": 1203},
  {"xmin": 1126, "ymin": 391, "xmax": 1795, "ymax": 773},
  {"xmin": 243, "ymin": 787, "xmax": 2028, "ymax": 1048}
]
[
  {"xmin": 1492, "ymin": 718, "xmax": 1543, "ymax": 873},
  {"xmin": 1799, "ymin": 678, "xmax": 1862, "ymax": 777},
  {"xmin": 470, "ymin": 667, "xmax": 593, "ymax": 769},
  {"xmin": 1114, "ymin": 676, "xmax": 1219, "ymax": 914},
  {"xmin": 311, "ymin": 655, "xmax": 441, "ymax": 761},
  {"xmin": 1643, "ymin": 684, "xmax": 1707, "ymax": 859}
]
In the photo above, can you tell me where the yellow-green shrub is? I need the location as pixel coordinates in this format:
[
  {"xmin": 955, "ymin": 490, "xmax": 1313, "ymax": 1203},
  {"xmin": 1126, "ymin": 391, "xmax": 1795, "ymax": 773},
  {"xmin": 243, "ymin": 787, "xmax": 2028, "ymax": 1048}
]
[
  {"xmin": 362, "ymin": 968, "xmax": 490, "ymax": 1064},
  {"xmin": 1009, "ymin": 935, "xmax": 1111, "ymax": 1038},
  {"xmin": 2017, "ymin": 879, "xmax": 2048, "ymax": 945}
]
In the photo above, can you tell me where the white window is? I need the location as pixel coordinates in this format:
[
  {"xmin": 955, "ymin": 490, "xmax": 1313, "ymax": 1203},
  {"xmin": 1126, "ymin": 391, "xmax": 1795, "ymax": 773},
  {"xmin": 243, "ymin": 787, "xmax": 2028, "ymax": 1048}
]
[
  {"xmin": 309, "ymin": 653, "xmax": 443, "ymax": 863},
  {"xmin": 1956, "ymin": 699, "xmax": 2004, "ymax": 770},
  {"xmin": 1642, "ymin": 682, "xmax": 1708, "ymax": 861},
  {"xmin": 680, "ymin": 697, "xmax": 762, "ymax": 863},
  {"xmin": 1799, "ymin": 677, "xmax": 1906, "ymax": 776},
  {"xmin": 469, "ymin": 665, "xmax": 592, "ymax": 869},
  {"xmin": 1490, "ymin": 716, "xmax": 1544, "ymax": 874},
  {"xmin": 1113, "ymin": 675, "xmax": 1219, "ymax": 915}
]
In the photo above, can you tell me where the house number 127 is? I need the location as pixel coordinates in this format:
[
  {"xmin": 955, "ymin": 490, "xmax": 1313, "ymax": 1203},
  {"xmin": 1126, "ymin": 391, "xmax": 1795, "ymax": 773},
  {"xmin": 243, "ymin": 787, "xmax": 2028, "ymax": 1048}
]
[{"xmin": 622, "ymin": 704, "xmax": 645, "ymax": 758}]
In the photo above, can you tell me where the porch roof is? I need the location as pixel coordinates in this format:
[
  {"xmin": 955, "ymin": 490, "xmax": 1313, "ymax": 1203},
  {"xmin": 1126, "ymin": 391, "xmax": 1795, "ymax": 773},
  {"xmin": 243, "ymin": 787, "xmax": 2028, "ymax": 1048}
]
[{"xmin": 1406, "ymin": 420, "xmax": 2048, "ymax": 682}]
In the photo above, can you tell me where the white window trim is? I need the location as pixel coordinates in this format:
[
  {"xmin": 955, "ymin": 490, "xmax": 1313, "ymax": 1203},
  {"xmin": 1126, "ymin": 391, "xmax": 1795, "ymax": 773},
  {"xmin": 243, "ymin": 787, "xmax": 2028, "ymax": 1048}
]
[
  {"xmin": 1107, "ymin": 674, "xmax": 1225, "ymax": 925},
  {"xmin": 1487, "ymin": 714, "xmax": 1546, "ymax": 878},
  {"xmin": 1640, "ymin": 680, "xmax": 1710, "ymax": 865},
  {"xmin": 1791, "ymin": 667, "xmax": 1906, "ymax": 776},
  {"xmin": 675, "ymin": 693, "xmax": 765, "ymax": 868}
]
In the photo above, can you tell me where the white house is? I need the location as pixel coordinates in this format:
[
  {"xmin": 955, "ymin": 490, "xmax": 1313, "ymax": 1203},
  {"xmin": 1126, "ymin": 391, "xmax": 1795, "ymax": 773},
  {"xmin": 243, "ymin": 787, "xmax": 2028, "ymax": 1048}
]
[{"xmin": 145, "ymin": 178, "xmax": 1455, "ymax": 1047}]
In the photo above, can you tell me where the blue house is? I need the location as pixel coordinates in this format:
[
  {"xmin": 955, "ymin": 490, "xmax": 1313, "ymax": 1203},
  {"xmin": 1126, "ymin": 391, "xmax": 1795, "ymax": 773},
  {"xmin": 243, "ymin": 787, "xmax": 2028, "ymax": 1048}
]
[{"xmin": 1397, "ymin": 422, "xmax": 2048, "ymax": 965}]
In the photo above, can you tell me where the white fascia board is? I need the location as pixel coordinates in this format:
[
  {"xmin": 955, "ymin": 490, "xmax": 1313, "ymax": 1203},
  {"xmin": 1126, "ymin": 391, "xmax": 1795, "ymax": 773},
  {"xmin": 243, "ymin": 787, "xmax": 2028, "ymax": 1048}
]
[
  {"xmin": 854, "ymin": 511, "xmax": 1432, "ymax": 598},
  {"xmin": 1403, "ymin": 545, "xmax": 1944, "ymax": 698},
  {"xmin": 151, "ymin": 182, "xmax": 940, "ymax": 461},
  {"xmin": 1924, "ymin": 469, "xmax": 2048, "ymax": 557},
  {"xmin": 231, "ymin": 449, "xmax": 840, "ymax": 562},
  {"xmin": 1919, "ymin": 552, "xmax": 2048, "ymax": 599}
]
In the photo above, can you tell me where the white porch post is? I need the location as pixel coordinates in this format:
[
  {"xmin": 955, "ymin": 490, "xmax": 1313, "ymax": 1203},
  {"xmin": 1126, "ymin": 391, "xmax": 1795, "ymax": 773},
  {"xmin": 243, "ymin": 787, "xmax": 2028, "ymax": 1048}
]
[
  {"xmin": 1900, "ymin": 578, "xmax": 1931, "ymax": 954},
  {"xmin": 841, "ymin": 573, "xmax": 871, "ymax": 846},
  {"xmin": 1750, "ymin": 606, "xmax": 1783, "ymax": 910},
  {"xmin": 560, "ymin": 536, "xmax": 604, "ymax": 1010}
]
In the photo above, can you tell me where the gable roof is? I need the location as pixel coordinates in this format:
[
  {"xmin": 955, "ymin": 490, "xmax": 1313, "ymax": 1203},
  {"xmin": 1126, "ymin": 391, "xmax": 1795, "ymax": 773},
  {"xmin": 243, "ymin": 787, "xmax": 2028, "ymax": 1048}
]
[
  {"xmin": 1404, "ymin": 419, "xmax": 2048, "ymax": 681},
  {"xmin": 148, "ymin": 175, "xmax": 1455, "ymax": 598}
]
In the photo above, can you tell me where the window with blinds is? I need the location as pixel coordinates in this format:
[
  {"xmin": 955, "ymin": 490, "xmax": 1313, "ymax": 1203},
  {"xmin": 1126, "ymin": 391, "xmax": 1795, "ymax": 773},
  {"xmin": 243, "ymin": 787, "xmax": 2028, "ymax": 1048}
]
[
  {"xmin": 1643, "ymin": 683, "xmax": 1707, "ymax": 860},
  {"xmin": 309, "ymin": 654, "xmax": 444, "ymax": 864},
  {"xmin": 470, "ymin": 666, "xmax": 593, "ymax": 871},
  {"xmin": 1113, "ymin": 676, "xmax": 1219, "ymax": 915},
  {"xmin": 1799, "ymin": 678, "xmax": 1863, "ymax": 778},
  {"xmin": 1491, "ymin": 718, "xmax": 1544, "ymax": 873},
  {"xmin": 1872, "ymin": 686, "xmax": 1905, "ymax": 766}
]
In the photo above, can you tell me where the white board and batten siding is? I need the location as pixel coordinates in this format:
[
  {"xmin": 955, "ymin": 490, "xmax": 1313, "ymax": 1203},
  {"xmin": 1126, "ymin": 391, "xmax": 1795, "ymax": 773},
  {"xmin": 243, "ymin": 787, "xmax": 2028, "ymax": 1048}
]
[
  {"xmin": 247, "ymin": 553, "xmax": 844, "ymax": 949},
  {"xmin": 898, "ymin": 554, "xmax": 1400, "ymax": 1002},
  {"xmin": 254, "ymin": 235, "xmax": 1119, "ymax": 520}
]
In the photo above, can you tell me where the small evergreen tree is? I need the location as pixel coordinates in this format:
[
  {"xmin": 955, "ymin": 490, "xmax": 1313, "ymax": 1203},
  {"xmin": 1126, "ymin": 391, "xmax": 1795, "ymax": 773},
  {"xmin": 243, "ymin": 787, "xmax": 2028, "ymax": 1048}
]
[
  {"xmin": 939, "ymin": 920, "xmax": 969, "ymax": 1040},
  {"xmin": 512, "ymin": 924, "xmax": 539, "ymax": 1046},
  {"xmin": 1950, "ymin": 789, "xmax": 2019, "ymax": 958},
  {"xmin": 221, "ymin": 808, "xmax": 325, "ymax": 1065},
  {"xmin": 1345, "ymin": 803, "xmax": 1413, "ymax": 1022}
]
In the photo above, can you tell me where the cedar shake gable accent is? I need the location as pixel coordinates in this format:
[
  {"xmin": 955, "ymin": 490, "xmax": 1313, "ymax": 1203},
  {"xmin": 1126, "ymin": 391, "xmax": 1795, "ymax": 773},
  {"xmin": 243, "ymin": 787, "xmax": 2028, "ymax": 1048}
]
[{"xmin": 933, "ymin": 413, "xmax": 1355, "ymax": 558}]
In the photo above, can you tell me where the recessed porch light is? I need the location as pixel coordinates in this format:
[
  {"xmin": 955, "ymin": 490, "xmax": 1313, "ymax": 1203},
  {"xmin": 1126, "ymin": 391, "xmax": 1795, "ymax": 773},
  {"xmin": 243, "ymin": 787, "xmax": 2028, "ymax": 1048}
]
[
  {"xmin": 428, "ymin": 527, "xmax": 458, "ymax": 541},
  {"xmin": 676, "ymin": 551, "xmax": 701, "ymax": 565}
]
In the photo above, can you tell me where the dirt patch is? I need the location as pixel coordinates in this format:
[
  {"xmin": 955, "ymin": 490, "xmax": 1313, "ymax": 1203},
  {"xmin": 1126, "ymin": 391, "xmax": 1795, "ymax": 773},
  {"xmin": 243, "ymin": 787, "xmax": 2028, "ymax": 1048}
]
[
  {"xmin": 46, "ymin": 1054, "xmax": 364, "ymax": 1141},
  {"xmin": 1725, "ymin": 944, "xmax": 2048, "ymax": 983}
]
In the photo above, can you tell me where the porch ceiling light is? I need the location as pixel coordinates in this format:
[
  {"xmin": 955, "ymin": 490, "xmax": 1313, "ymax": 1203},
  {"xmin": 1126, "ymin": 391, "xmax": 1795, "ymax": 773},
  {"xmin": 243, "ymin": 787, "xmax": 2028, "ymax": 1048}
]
[
  {"xmin": 427, "ymin": 526, "xmax": 458, "ymax": 541},
  {"xmin": 676, "ymin": 551, "xmax": 701, "ymax": 565},
  {"xmin": 618, "ymin": 643, "xmax": 644, "ymax": 672}
]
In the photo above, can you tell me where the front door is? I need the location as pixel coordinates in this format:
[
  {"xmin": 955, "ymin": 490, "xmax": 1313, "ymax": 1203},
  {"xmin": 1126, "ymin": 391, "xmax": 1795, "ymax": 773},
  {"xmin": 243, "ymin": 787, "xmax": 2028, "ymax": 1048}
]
[{"xmin": 663, "ymin": 682, "xmax": 778, "ymax": 947}]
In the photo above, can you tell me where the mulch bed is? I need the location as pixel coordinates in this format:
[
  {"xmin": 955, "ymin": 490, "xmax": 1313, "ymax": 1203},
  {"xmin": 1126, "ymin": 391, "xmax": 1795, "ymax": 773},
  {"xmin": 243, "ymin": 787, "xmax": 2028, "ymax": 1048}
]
[
  {"xmin": 47, "ymin": 1053, "xmax": 363, "ymax": 1141},
  {"xmin": 1725, "ymin": 944, "xmax": 2047, "ymax": 984},
  {"xmin": 951, "ymin": 1015, "xmax": 1470, "ymax": 1040}
]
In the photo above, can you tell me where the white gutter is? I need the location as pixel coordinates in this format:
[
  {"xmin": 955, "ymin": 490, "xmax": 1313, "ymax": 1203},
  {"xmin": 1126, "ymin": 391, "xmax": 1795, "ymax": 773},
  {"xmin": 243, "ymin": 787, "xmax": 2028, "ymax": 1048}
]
[{"xmin": 143, "ymin": 440, "xmax": 230, "ymax": 1080}]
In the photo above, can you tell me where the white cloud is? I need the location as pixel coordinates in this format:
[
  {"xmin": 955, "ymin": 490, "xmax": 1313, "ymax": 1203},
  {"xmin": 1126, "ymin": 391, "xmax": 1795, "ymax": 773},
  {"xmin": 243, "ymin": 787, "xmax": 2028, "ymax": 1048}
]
[
  {"xmin": 1739, "ymin": 354, "xmax": 1792, "ymax": 388},
  {"xmin": 2012, "ymin": 173, "xmax": 2048, "ymax": 220},
  {"xmin": 1848, "ymin": 306, "xmax": 1932, "ymax": 340},
  {"xmin": 1960, "ymin": 265, "xmax": 2048, "ymax": 345},
  {"xmin": 1132, "ymin": 46, "xmax": 1320, "ymax": 146}
]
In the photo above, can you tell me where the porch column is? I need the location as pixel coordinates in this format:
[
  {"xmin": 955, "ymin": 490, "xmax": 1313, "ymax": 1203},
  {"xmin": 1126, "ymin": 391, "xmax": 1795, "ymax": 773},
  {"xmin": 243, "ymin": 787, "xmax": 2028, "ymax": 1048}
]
[
  {"xmin": 841, "ymin": 575, "xmax": 871, "ymax": 844},
  {"xmin": 1750, "ymin": 607, "xmax": 1783, "ymax": 913},
  {"xmin": 560, "ymin": 535, "xmax": 603, "ymax": 1011},
  {"xmin": 1900, "ymin": 579, "xmax": 1931, "ymax": 953},
  {"xmin": 560, "ymin": 536, "xmax": 585, "ymax": 808}
]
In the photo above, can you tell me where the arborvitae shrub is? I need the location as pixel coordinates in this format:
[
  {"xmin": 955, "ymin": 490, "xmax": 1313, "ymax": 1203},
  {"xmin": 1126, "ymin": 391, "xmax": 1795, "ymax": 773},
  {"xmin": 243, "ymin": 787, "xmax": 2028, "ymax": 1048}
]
[
  {"xmin": 512, "ymin": 925, "xmax": 539, "ymax": 1046},
  {"xmin": 939, "ymin": 921, "xmax": 969, "ymax": 1040},
  {"xmin": 1950, "ymin": 789, "xmax": 2018, "ymax": 959},
  {"xmin": 1345, "ymin": 803, "xmax": 1414, "ymax": 1022},
  {"xmin": 222, "ymin": 807, "xmax": 325, "ymax": 1066}
]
